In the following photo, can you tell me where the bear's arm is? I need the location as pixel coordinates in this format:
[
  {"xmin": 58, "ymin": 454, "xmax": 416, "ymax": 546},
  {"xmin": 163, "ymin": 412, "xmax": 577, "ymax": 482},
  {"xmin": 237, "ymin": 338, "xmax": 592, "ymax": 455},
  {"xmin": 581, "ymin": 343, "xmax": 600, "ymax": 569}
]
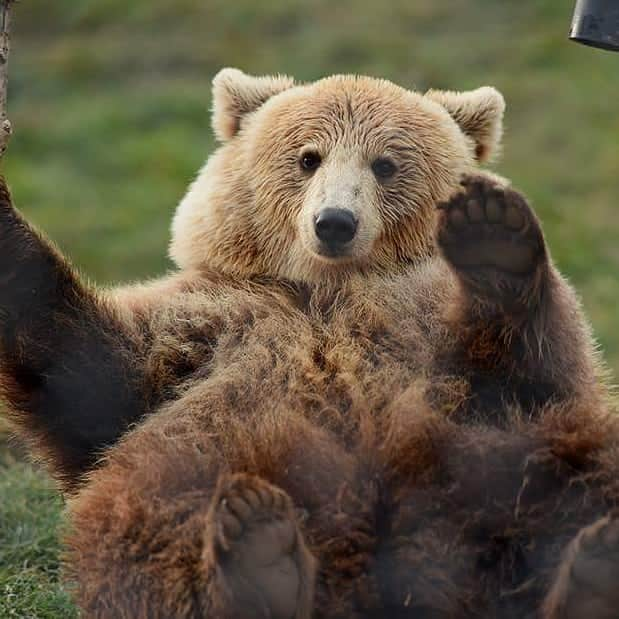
[
  {"xmin": 423, "ymin": 173, "xmax": 608, "ymax": 420},
  {"xmin": 0, "ymin": 179, "xmax": 201, "ymax": 488},
  {"xmin": 107, "ymin": 271, "xmax": 202, "ymax": 315}
]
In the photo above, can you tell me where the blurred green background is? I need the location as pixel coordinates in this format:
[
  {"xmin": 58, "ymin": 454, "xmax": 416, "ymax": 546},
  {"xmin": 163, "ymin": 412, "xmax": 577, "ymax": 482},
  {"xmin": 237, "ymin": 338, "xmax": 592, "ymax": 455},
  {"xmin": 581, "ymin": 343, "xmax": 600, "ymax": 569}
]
[{"xmin": 1, "ymin": 1, "xmax": 618, "ymax": 615}]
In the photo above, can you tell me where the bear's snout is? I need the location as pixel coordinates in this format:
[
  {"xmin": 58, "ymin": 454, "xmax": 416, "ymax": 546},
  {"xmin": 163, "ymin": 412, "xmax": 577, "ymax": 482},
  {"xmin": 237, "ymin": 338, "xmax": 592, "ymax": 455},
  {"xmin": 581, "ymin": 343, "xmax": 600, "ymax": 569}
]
[{"xmin": 314, "ymin": 208, "xmax": 358, "ymax": 254}]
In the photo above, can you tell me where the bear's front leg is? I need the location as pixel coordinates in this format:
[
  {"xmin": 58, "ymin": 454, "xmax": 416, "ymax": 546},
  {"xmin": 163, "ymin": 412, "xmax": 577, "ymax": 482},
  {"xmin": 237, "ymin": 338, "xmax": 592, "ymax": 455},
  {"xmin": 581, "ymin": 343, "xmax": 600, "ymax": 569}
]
[
  {"xmin": 435, "ymin": 175, "xmax": 603, "ymax": 415},
  {"xmin": 0, "ymin": 177, "xmax": 150, "ymax": 485},
  {"xmin": 542, "ymin": 514, "xmax": 619, "ymax": 619},
  {"xmin": 203, "ymin": 473, "xmax": 316, "ymax": 619}
]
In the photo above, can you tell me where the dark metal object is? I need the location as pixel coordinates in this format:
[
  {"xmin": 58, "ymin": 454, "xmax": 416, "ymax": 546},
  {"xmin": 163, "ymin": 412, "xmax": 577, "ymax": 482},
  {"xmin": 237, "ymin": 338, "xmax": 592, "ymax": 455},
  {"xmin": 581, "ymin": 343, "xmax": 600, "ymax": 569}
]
[{"xmin": 570, "ymin": 0, "xmax": 619, "ymax": 52}]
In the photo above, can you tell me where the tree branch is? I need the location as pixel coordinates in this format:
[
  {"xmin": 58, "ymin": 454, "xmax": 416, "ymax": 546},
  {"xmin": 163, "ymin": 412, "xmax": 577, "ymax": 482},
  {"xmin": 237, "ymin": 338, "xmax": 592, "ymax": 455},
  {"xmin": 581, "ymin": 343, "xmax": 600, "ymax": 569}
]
[{"xmin": 0, "ymin": 0, "xmax": 14, "ymax": 158}]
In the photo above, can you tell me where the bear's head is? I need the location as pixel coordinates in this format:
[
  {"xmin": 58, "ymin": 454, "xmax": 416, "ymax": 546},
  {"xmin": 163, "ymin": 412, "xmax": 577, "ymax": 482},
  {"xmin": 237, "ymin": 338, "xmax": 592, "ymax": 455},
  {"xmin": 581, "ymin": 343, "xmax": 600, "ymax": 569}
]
[{"xmin": 170, "ymin": 69, "xmax": 505, "ymax": 284}]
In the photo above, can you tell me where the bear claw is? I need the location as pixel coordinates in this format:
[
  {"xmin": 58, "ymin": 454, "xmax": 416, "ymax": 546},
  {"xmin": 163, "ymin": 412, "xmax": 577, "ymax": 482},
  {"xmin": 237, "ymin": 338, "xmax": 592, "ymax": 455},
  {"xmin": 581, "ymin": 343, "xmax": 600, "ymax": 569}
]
[{"xmin": 438, "ymin": 175, "xmax": 545, "ymax": 279}]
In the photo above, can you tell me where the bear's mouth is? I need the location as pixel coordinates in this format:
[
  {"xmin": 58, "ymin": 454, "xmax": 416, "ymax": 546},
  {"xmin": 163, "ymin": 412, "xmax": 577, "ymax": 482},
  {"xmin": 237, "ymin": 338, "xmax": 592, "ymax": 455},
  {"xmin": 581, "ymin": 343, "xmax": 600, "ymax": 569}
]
[{"xmin": 312, "ymin": 242, "xmax": 357, "ymax": 263}]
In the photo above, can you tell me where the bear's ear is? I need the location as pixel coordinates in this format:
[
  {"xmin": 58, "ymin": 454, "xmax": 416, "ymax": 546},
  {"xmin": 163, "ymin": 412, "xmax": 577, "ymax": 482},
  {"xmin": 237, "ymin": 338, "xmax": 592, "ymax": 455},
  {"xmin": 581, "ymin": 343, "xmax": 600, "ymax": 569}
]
[
  {"xmin": 211, "ymin": 68, "xmax": 295, "ymax": 142},
  {"xmin": 425, "ymin": 87, "xmax": 505, "ymax": 163}
]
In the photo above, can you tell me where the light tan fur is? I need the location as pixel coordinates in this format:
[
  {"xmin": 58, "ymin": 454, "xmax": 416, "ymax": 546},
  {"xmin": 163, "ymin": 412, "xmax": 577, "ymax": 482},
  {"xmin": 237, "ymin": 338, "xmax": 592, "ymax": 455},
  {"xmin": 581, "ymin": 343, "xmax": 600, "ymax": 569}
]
[{"xmin": 171, "ymin": 70, "xmax": 503, "ymax": 284}]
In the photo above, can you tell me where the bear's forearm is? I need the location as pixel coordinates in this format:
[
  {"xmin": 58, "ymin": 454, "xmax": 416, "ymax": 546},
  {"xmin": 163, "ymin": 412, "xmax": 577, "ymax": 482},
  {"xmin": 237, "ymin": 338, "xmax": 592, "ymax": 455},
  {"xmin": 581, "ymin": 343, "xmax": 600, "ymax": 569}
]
[
  {"xmin": 433, "ymin": 175, "xmax": 608, "ymax": 417},
  {"xmin": 0, "ymin": 180, "xmax": 151, "ymax": 485},
  {"xmin": 439, "ymin": 263, "xmax": 604, "ymax": 416}
]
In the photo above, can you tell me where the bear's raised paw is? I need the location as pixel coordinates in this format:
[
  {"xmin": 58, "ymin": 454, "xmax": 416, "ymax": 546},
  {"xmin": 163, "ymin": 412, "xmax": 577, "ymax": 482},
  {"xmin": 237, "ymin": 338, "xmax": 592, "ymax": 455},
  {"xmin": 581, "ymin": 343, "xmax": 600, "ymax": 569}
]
[
  {"xmin": 437, "ymin": 175, "xmax": 547, "ymax": 303},
  {"xmin": 204, "ymin": 473, "xmax": 315, "ymax": 619}
]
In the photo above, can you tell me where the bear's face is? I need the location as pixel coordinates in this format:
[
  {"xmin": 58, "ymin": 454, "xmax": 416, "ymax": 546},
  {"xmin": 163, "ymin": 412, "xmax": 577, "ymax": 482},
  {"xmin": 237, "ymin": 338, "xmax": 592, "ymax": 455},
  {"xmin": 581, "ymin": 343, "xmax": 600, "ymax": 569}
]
[{"xmin": 170, "ymin": 69, "xmax": 505, "ymax": 284}]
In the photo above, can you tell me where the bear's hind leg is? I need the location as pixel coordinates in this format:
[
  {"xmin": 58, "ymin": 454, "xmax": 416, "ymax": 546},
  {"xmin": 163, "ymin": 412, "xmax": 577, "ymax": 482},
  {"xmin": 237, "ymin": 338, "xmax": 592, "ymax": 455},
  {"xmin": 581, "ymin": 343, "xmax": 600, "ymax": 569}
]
[
  {"xmin": 203, "ymin": 473, "xmax": 316, "ymax": 619},
  {"xmin": 68, "ymin": 435, "xmax": 317, "ymax": 619},
  {"xmin": 542, "ymin": 514, "xmax": 619, "ymax": 619}
]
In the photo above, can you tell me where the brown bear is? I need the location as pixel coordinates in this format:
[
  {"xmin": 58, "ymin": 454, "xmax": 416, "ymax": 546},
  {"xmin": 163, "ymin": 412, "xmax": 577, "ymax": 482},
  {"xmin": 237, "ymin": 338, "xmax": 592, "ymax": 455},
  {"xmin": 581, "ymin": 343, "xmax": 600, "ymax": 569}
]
[{"xmin": 1, "ymin": 68, "xmax": 618, "ymax": 618}]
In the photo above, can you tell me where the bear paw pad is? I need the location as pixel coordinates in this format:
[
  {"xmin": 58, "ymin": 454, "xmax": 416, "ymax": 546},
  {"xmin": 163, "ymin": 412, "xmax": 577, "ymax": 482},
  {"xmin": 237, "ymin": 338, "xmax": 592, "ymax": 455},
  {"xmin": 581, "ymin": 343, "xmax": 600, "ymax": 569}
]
[
  {"xmin": 437, "ymin": 175, "xmax": 545, "ymax": 279},
  {"xmin": 207, "ymin": 474, "xmax": 311, "ymax": 619}
]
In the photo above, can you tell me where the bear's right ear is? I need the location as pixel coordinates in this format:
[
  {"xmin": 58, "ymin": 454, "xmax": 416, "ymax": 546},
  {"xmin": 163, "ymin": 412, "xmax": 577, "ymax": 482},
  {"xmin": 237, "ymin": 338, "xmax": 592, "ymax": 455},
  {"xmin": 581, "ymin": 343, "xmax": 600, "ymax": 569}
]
[{"xmin": 211, "ymin": 68, "xmax": 295, "ymax": 142}]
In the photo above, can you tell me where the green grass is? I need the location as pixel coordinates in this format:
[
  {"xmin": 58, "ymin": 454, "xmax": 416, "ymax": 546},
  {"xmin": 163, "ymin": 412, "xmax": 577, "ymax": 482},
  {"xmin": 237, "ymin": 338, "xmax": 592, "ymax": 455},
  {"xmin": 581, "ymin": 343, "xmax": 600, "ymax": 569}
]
[
  {"xmin": 1, "ymin": 1, "xmax": 618, "ymax": 615},
  {"xmin": 0, "ymin": 446, "xmax": 76, "ymax": 618}
]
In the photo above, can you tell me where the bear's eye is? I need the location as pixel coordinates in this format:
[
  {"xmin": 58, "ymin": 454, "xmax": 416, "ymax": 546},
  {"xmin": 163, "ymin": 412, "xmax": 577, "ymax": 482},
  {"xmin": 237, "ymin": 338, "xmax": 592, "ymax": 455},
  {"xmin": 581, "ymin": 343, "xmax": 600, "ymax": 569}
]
[
  {"xmin": 300, "ymin": 151, "xmax": 322, "ymax": 172},
  {"xmin": 371, "ymin": 157, "xmax": 397, "ymax": 180}
]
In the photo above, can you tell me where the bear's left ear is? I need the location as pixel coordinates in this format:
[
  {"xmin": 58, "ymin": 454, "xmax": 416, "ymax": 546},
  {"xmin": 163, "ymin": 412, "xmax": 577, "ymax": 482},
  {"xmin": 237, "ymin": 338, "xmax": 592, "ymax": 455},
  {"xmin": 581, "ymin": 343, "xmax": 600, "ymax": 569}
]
[
  {"xmin": 425, "ymin": 87, "xmax": 505, "ymax": 163},
  {"xmin": 211, "ymin": 68, "xmax": 295, "ymax": 142}
]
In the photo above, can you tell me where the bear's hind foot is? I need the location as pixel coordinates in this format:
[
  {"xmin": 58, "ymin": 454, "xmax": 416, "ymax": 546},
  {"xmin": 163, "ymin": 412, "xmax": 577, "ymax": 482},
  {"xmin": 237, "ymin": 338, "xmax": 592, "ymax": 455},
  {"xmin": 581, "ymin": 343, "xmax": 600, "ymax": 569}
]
[
  {"xmin": 203, "ymin": 473, "xmax": 316, "ymax": 619},
  {"xmin": 437, "ymin": 174, "xmax": 547, "ymax": 309},
  {"xmin": 542, "ymin": 513, "xmax": 619, "ymax": 619}
]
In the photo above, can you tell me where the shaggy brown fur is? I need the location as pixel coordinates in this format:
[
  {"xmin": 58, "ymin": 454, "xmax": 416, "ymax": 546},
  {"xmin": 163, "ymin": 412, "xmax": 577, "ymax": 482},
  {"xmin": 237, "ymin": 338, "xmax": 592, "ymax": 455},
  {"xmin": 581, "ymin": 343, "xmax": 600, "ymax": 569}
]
[{"xmin": 1, "ymin": 70, "xmax": 618, "ymax": 618}]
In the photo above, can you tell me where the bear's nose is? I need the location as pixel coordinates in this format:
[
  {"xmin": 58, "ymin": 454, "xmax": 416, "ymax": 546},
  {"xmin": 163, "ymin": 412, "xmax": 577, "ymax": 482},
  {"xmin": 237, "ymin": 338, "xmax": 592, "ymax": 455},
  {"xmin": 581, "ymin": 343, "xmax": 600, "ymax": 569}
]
[{"xmin": 314, "ymin": 208, "xmax": 358, "ymax": 248}]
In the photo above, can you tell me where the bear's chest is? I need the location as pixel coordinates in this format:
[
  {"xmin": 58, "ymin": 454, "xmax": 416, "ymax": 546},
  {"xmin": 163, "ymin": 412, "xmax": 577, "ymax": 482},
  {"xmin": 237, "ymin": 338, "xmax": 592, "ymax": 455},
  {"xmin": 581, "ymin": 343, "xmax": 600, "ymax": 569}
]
[{"xmin": 206, "ymin": 288, "xmax": 429, "ymax": 394}]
